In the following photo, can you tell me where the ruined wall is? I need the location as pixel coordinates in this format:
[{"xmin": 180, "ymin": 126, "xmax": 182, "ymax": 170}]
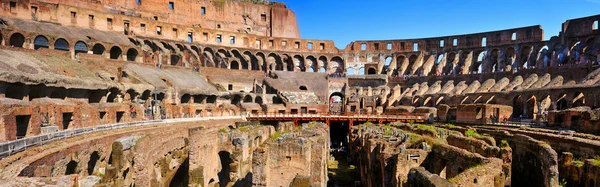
[{"xmin": 252, "ymin": 122, "xmax": 329, "ymax": 187}]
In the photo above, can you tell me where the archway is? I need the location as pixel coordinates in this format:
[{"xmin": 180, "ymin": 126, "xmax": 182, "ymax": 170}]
[
  {"xmin": 74, "ymin": 41, "xmax": 88, "ymax": 54},
  {"xmin": 9, "ymin": 33, "xmax": 25, "ymax": 48},
  {"xmin": 329, "ymin": 92, "xmax": 344, "ymax": 114},
  {"xmin": 367, "ymin": 67, "xmax": 377, "ymax": 74},
  {"xmin": 255, "ymin": 96, "xmax": 263, "ymax": 104},
  {"xmin": 318, "ymin": 56, "xmax": 328, "ymax": 73},
  {"xmin": 54, "ymin": 38, "xmax": 69, "ymax": 51},
  {"xmin": 33, "ymin": 35, "xmax": 49, "ymax": 50},
  {"xmin": 268, "ymin": 53, "xmax": 283, "ymax": 71},
  {"xmin": 92, "ymin": 44, "xmax": 105, "ymax": 55},
  {"xmin": 293, "ymin": 55, "xmax": 305, "ymax": 71},
  {"xmin": 330, "ymin": 56, "xmax": 344, "ymax": 74},
  {"xmin": 126, "ymin": 48, "xmax": 138, "ymax": 62},
  {"xmin": 87, "ymin": 151, "xmax": 100, "ymax": 175},
  {"xmin": 306, "ymin": 56, "xmax": 318, "ymax": 72},
  {"xmin": 109, "ymin": 46, "xmax": 122, "ymax": 59},
  {"xmin": 408, "ymin": 55, "xmax": 418, "ymax": 75},
  {"xmin": 520, "ymin": 46, "xmax": 532, "ymax": 68},
  {"xmin": 347, "ymin": 68, "xmax": 355, "ymax": 75},
  {"xmin": 525, "ymin": 96, "xmax": 537, "ymax": 119},
  {"xmin": 512, "ymin": 95, "xmax": 523, "ymax": 119},
  {"xmin": 230, "ymin": 61, "xmax": 239, "ymax": 70},
  {"xmin": 243, "ymin": 95, "xmax": 253, "ymax": 103},
  {"xmin": 218, "ymin": 151, "xmax": 233, "ymax": 187},
  {"xmin": 490, "ymin": 49, "xmax": 499, "ymax": 72}
]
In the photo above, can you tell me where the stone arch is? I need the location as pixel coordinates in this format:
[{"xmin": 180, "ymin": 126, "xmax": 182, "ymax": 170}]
[
  {"xmin": 255, "ymin": 52, "xmax": 266, "ymax": 71},
  {"xmin": 126, "ymin": 48, "xmax": 138, "ymax": 62},
  {"xmin": 206, "ymin": 95, "xmax": 217, "ymax": 103},
  {"xmin": 489, "ymin": 49, "xmax": 500, "ymax": 72},
  {"xmin": 396, "ymin": 55, "xmax": 407, "ymax": 75},
  {"xmin": 255, "ymin": 96, "xmax": 263, "ymax": 104},
  {"xmin": 358, "ymin": 67, "xmax": 365, "ymax": 75},
  {"xmin": 181, "ymin": 94, "xmax": 191, "ymax": 103},
  {"xmin": 92, "ymin": 44, "xmax": 106, "ymax": 55},
  {"xmin": 54, "ymin": 38, "xmax": 70, "ymax": 51},
  {"xmin": 347, "ymin": 67, "xmax": 355, "ymax": 75},
  {"xmin": 170, "ymin": 54, "xmax": 181, "ymax": 66},
  {"xmin": 203, "ymin": 47, "xmax": 215, "ymax": 67},
  {"xmin": 525, "ymin": 95, "xmax": 537, "ymax": 119},
  {"xmin": 268, "ymin": 53, "xmax": 283, "ymax": 71},
  {"xmin": 33, "ymin": 35, "xmax": 49, "ymax": 50},
  {"xmin": 87, "ymin": 151, "xmax": 100, "ymax": 175},
  {"xmin": 474, "ymin": 50, "xmax": 486, "ymax": 73},
  {"xmin": 109, "ymin": 46, "xmax": 122, "ymax": 60},
  {"xmin": 505, "ymin": 47, "xmax": 516, "ymax": 69},
  {"xmin": 408, "ymin": 55, "xmax": 418, "ymax": 75},
  {"xmin": 243, "ymin": 95, "xmax": 253, "ymax": 103},
  {"xmin": 125, "ymin": 89, "xmax": 139, "ymax": 101},
  {"xmin": 231, "ymin": 49, "xmax": 248, "ymax": 70},
  {"xmin": 244, "ymin": 51, "xmax": 259, "ymax": 70},
  {"xmin": 281, "ymin": 54, "xmax": 294, "ymax": 71},
  {"xmin": 106, "ymin": 88, "xmax": 121, "ymax": 103},
  {"xmin": 367, "ymin": 67, "xmax": 377, "ymax": 75},
  {"xmin": 318, "ymin": 56, "xmax": 328, "ymax": 72},
  {"xmin": 330, "ymin": 56, "xmax": 344, "ymax": 74},
  {"xmin": 218, "ymin": 151, "xmax": 234, "ymax": 187},
  {"xmin": 74, "ymin": 41, "xmax": 88, "ymax": 54},
  {"xmin": 519, "ymin": 46, "xmax": 533, "ymax": 68},
  {"xmin": 9, "ymin": 33, "xmax": 25, "ymax": 48},
  {"xmin": 306, "ymin": 56, "xmax": 318, "ymax": 72},
  {"xmin": 230, "ymin": 60, "xmax": 240, "ymax": 70},
  {"xmin": 293, "ymin": 55, "xmax": 305, "ymax": 71},
  {"xmin": 65, "ymin": 160, "xmax": 78, "ymax": 175},
  {"xmin": 583, "ymin": 37, "xmax": 597, "ymax": 64}
]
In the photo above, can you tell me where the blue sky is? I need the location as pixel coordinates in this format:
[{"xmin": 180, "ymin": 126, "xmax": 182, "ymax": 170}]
[{"xmin": 282, "ymin": 0, "xmax": 600, "ymax": 49}]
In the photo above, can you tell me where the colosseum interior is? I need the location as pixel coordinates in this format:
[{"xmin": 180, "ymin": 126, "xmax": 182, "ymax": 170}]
[{"xmin": 0, "ymin": 0, "xmax": 599, "ymax": 186}]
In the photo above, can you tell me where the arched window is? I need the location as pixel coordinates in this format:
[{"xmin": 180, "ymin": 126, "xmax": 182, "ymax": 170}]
[
  {"xmin": 92, "ymin": 44, "xmax": 105, "ymax": 55},
  {"xmin": 54, "ymin": 38, "xmax": 70, "ymax": 51},
  {"xmin": 34, "ymin": 35, "xmax": 49, "ymax": 50},
  {"xmin": 74, "ymin": 41, "xmax": 88, "ymax": 54},
  {"xmin": 126, "ymin": 48, "xmax": 138, "ymax": 61},
  {"xmin": 109, "ymin": 46, "xmax": 122, "ymax": 59},
  {"xmin": 9, "ymin": 33, "xmax": 25, "ymax": 48}
]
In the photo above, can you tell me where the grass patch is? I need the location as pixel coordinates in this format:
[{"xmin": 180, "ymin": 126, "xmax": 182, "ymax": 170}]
[
  {"xmin": 238, "ymin": 126, "xmax": 251, "ymax": 131},
  {"xmin": 219, "ymin": 128, "xmax": 228, "ymax": 133},
  {"xmin": 592, "ymin": 156, "xmax": 600, "ymax": 166},
  {"xmin": 464, "ymin": 129, "xmax": 482, "ymax": 138},
  {"xmin": 500, "ymin": 140, "xmax": 510, "ymax": 148},
  {"xmin": 572, "ymin": 158, "xmax": 585, "ymax": 168},
  {"xmin": 416, "ymin": 124, "xmax": 435, "ymax": 131},
  {"xmin": 271, "ymin": 131, "xmax": 284, "ymax": 139}
]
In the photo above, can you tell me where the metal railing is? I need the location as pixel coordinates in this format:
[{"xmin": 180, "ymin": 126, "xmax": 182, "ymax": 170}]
[
  {"xmin": 0, "ymin": 116, "xmax": 241, "ymax": 158},
  {"xmin": 246, "ymin": 112, "xmax": 428, "ymax": 120}
]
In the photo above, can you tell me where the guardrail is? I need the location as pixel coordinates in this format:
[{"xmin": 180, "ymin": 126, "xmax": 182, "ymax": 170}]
[
  {"xmin": 0, "ymin": 116, "xmax": 241, "ymax": 158},
  {"xmin": 246, "ymin": 112, "xmax": 429, "ymax": 120}
]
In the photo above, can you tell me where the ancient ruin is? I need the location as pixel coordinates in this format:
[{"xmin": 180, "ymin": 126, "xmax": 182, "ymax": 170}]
[{"xmin": 0, "ymin": 0, "xmax": 599, "ymax": 186}]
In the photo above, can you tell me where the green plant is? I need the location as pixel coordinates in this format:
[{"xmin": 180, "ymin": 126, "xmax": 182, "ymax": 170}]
[
  {"xmin": 416, "ymin": 124, "xmax": 435, "ymax": 131},
  {"xmin": 363, "ymin": 121, "xmax": 374, "ymax": 126},
  {"xmin": 308, "ymin": 121, "xmax": 317, "ymax": 128},
  {"xmin": 572, "ymin": 158, "xmax": 585, "ymax": 168},
  {"xmin": 238, "ymin": 126, "xmax": 250, "ymax": 131},
  {"xmin": 592, "ymin": 156, "xmax": 600, "ymax": 166},
  {"xmin": 559, "ymin": 179, "xmax": 567, "ymax": 187},
  {"xmin": 271, "ymin": 131, "xmax": 284, "ymax": 139},
  {"xmin": 219, "ymin": 128, "xmax": 228, "ymax": 133},
  {"xmin": 500, "ymin": 140, "xmax": 510, "ymax": 148},
  {"xmin": 464, "ymin": 129, "xmax": 481, "ymax": 138}
]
